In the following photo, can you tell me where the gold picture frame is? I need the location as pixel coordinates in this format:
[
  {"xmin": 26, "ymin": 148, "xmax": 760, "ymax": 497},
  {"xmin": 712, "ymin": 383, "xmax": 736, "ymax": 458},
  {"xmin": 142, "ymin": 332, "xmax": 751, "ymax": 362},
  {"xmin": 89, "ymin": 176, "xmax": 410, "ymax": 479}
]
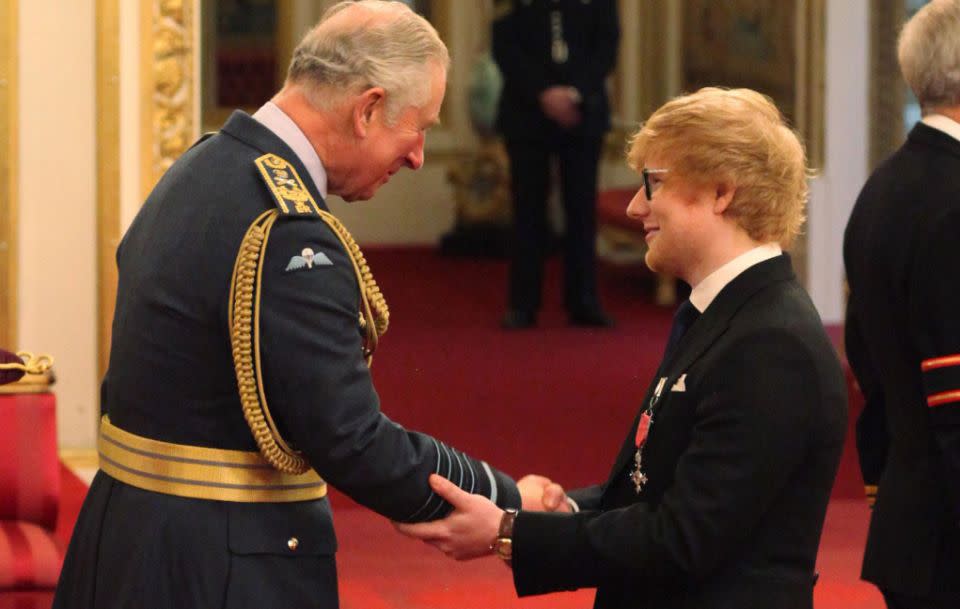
[{"xmin": 199, "ymin": 0, "xmax": 450, "ymax": 133}]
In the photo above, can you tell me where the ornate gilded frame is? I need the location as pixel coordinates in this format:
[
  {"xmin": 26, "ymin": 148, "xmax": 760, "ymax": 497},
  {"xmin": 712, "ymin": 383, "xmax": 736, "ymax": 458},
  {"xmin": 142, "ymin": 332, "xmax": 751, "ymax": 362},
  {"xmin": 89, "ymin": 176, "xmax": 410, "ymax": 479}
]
[
  {"xmin": 0, "ymin": 0, "xmax": 17, "ymax": 349},
  {"xmin": 141, "ymin": 0, "xmax": 197, "ymax": 197},
  {"xmin": 97, "ymin": 0, "xmax": 198, "ymax": 376}
]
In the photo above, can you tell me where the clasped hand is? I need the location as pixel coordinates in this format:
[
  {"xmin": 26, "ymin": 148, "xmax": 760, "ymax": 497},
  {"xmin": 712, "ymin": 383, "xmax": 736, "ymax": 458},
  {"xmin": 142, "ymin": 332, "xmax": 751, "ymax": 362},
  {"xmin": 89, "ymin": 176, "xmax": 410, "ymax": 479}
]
[{"xmin": 393, "ymin": 473, "xmax": 570, "ymax": 561}]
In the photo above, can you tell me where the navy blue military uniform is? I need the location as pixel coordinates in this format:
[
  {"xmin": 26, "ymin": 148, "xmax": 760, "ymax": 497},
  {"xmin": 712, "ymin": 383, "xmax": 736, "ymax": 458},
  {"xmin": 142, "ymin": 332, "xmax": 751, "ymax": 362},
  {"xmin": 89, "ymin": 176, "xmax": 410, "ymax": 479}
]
[
  {"xmin": 844, "ymin": 121, "xmax": 960, "ymax": 606},
  {"xmin": 492, "ymin": 0, "xmax": 619, "ymax": 322},
  {"xmin": 510, "ymin": 256, "xmax": 847, "ymax": 609},
  {"xmin": 52, "ymin": 112, "xmax": 521, "ymax": 609}
]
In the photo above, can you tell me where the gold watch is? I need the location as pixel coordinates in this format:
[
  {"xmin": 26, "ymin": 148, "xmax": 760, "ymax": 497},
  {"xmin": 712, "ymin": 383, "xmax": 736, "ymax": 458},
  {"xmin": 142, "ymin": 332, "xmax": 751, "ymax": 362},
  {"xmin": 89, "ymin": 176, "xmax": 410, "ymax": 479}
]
[{"xmin": 491, "ymin": 508, "xmax": 518, "ymax": 563}]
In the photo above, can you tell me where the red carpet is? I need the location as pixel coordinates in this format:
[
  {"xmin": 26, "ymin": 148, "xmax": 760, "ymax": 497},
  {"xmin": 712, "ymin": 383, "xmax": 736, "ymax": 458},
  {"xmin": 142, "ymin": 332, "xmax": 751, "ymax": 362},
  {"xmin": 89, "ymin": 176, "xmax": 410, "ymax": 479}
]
[{"xmin": 43, "ymin": 248, "xmax": 883, "ymax": 608}]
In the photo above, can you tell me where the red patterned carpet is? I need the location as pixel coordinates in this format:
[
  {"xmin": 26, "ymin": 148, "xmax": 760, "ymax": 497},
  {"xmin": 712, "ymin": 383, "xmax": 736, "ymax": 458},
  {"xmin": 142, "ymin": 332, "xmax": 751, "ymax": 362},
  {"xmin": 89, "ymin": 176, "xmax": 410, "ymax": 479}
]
[{"xmin": 38, "ymin": 248, "xmax": 883, "ymax": 608}]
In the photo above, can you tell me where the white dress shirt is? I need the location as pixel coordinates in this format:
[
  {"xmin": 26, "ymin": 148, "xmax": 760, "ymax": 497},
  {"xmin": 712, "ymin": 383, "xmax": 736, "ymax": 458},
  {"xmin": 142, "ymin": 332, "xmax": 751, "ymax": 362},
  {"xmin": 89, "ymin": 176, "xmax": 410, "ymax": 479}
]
[{"xmin": 689, "ymin": 243, "xmax": 783, "ymax": 313}]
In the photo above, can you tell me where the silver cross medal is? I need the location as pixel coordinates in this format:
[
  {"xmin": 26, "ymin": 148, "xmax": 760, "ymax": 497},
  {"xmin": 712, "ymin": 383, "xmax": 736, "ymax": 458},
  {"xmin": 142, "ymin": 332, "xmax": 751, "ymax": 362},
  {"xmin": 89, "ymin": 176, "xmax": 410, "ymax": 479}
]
[{"xmin": 630, "ymin": 448, "xmax": 648, "ymax": 493}]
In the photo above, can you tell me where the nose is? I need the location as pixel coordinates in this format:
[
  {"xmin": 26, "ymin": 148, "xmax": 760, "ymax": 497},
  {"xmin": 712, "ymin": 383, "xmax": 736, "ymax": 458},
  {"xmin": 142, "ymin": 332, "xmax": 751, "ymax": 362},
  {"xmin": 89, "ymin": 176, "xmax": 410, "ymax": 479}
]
[
  {"xmin": 406, "ymin": 133, "xmax": 425, "ymax": 170},
  {"xmin": 626, "ymin": 189, "xmax": 648, "ymax": 220}
]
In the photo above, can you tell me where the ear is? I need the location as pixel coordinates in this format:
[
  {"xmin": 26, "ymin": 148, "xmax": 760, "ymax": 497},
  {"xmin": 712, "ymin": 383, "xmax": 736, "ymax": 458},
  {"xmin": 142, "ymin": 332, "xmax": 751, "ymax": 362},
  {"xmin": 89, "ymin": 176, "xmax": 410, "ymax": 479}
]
[
  {"xmin": 351, "ymin": 87, "xmax": 386, "ymax": 138},
  {"xmin": 713, "ymin": 181, "xmax": 737, "ymax": 215}
]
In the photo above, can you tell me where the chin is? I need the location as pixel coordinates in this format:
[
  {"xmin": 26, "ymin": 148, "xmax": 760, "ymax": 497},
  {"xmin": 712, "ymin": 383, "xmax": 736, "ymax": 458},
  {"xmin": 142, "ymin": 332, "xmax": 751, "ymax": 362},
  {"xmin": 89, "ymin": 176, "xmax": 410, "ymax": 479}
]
[
  {"xmin": 341, "ymin": 189, "xmax": 375, "ymax": 203},
  {"xmin": 644, "ymin": 251, "xmax": 660, "ymax": 273}
]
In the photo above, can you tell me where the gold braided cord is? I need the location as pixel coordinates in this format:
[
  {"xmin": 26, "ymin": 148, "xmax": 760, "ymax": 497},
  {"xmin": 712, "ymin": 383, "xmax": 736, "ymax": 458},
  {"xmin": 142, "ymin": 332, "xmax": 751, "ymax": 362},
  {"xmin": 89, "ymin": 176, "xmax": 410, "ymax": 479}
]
[
  {"xmin": 227, "ymin": 208, "xmax": 389, "ymax": 474},
  {"xmin": 315, "ymin": 209, "xmax": 389, "ymax": 364},
  {"xmin": 0, "ymin": 351, "xmax": 54, "ymax": 374},
  {"xmin": 229, "ymin": 210, "xmax": 309, "ymax": 474}
]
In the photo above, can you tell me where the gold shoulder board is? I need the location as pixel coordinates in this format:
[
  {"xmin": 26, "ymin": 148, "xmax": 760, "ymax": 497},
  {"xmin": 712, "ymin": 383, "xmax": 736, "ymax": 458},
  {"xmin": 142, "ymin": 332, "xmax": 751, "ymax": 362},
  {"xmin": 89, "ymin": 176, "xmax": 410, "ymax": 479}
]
[{"xmin": 255, "ymin": 153, "xmax": 323, "ymax": 218}]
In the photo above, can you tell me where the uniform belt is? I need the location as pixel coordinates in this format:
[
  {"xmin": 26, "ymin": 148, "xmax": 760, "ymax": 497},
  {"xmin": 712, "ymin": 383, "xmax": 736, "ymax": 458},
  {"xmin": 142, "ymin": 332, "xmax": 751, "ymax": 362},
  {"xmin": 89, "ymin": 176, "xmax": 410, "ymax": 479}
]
[{"xmin": 97, "ymin": 415, "xmax": 327, "ymax": 503}]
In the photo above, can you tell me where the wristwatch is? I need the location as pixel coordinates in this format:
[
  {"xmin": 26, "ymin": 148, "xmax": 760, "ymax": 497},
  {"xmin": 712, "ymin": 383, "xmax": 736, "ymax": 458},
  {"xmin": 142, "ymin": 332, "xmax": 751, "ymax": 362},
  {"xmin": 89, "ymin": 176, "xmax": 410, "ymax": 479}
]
[{"xmin": 491, "ymin": 508, "xmax": 518, "ymax": 563}]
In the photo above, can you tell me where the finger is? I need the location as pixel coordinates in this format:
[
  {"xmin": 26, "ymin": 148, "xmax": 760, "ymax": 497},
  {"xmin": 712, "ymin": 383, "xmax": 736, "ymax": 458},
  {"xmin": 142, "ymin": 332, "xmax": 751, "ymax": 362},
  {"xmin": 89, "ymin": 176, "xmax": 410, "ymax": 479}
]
[{"xmin": 429, "ymin": 473, "xmax": 474, "ymax": 508}]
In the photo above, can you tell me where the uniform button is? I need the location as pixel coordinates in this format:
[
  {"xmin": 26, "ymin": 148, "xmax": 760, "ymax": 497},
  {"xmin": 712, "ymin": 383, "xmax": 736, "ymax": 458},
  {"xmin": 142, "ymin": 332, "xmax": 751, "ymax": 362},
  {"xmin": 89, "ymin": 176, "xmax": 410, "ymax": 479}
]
[{"xmin": 287, "ymin": 537, "xmax": 299, "ymax": 551}]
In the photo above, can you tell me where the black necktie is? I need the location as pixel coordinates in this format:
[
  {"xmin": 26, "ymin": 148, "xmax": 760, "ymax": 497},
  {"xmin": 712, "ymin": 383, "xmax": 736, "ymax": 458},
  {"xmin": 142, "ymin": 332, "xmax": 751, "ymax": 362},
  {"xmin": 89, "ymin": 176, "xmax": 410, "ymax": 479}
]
[{"xmin": 662, "ymin": 300, "xmax": 700, "ymax": 363}]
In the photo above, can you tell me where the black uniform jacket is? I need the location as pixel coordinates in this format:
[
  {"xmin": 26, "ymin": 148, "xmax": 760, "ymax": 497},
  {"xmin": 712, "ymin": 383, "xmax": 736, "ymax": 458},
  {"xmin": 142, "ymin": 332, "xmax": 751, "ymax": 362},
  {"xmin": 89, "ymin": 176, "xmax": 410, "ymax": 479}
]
[
  {"xmin": 844, "ymin": 122, "xmax": 960, "ymax": 601},
  {"xmin": 492, "ymin": 0, "xmax": 619, "ymax": 139},
  {"xmin": 52, "ymin": 112, "xmax": 520, "ymax": 609},
  {"xmin": 510, "ymin": 255, "xmax": 847, "ymax": 609}
]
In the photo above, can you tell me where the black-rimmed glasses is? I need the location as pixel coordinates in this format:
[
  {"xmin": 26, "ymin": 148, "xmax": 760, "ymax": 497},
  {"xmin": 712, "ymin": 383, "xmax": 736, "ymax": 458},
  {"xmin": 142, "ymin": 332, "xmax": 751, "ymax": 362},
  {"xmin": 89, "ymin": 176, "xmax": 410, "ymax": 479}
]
[{"xmin": 642, "ymin": 168, "xmax": 669, "ymax": 201}]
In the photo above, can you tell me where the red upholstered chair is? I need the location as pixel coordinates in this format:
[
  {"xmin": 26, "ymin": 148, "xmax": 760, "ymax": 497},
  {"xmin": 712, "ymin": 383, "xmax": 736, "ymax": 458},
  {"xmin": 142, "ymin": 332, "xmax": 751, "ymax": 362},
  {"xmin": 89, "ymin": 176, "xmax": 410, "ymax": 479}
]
[
  {"xmin": 596, "ymin": 187, "xmax": 677, "ymax": 305},
  {"xmin": 0, "ymin": 351, "xmax": 63, "ymax": 606}
]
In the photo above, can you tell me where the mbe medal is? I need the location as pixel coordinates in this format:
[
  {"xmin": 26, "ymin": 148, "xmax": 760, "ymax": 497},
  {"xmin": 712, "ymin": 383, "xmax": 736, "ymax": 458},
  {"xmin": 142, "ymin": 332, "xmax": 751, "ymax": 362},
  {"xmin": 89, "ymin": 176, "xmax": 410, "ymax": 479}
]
[
  {"xmin": 629, "ymin": 378, "xmax": 666, "ymax": 494},
  {"xmin": 630, "ymin": 448, "xmax": 648, "ymax": 493},
  {"xmin": 630, "ymin": 411, "xmax": 652, "ymax": 493}
]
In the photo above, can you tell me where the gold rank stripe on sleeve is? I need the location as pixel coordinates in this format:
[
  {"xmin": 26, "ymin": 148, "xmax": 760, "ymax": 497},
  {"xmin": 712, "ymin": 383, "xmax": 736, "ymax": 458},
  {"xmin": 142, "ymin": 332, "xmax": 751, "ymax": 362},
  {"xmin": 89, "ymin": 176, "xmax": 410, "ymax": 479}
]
[
  {"xmin": 921, "ymin": 354, "xmax": 960, "ymax": 371},
  {"xmin": 97, "ymin": 415, "xmax": 328, "ymax": 503},
  {"xmin": 254, "ymin": 153, "xmax": 323, "ymax": 218},
  {"xmin": 926, "ymin": 389, "xmax": 960, "ymax": 408},
  {"xmin": 864, "ymin": 484, "xmax": 878, "ymax": 507}
]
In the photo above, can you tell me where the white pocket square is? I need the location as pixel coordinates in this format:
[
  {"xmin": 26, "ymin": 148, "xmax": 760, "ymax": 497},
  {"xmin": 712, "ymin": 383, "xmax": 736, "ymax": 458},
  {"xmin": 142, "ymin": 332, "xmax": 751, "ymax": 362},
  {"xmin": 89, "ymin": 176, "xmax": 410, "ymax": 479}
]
[{"xmin": 671, "ymin": 373, "xmax": 687, "ymax": 392}]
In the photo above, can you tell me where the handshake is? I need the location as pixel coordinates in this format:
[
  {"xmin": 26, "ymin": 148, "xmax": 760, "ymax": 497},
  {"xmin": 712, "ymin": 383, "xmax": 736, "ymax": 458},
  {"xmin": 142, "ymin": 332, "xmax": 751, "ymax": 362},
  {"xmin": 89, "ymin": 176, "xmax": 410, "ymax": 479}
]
[{"xmin": 394, "ymin": 474, "xmax": 571, "ymax": 563}]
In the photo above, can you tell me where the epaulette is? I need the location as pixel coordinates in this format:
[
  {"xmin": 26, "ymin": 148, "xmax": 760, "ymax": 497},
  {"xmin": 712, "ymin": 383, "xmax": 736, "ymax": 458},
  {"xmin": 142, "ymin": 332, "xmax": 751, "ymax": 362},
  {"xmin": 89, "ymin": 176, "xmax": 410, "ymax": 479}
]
[{"xmin": 254, "ymin": 153, "xmax": 324, "ymax": 219}]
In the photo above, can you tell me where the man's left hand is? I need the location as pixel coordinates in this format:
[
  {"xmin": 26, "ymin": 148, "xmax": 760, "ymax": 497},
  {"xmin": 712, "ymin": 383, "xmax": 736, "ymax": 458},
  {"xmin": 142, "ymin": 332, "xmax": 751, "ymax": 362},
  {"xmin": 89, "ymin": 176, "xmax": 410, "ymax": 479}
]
[{"xmin": 394, "ymin": 474, "xmax": 504, "ymax": 561}]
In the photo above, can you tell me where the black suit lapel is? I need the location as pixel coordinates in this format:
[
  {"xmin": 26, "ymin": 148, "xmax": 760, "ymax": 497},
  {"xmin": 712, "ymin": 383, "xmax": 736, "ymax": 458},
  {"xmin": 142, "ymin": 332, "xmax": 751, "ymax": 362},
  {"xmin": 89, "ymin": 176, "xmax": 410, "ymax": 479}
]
[
  {"xmin": 603, "ymin": 255, "xmax": 797, "ymax": 494},
  {"xmin": 220, "ymin": 110, "xmax": 330, "ymax": 212}
]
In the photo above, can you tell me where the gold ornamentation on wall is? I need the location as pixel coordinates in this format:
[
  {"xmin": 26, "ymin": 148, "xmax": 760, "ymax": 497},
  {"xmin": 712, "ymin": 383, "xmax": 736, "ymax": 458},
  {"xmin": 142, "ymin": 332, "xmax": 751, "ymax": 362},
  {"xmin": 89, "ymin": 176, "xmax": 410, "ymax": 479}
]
[
  {"xmin": 142, "ymin": 0, "xmax": 196, "ymax": 195},
  {"xmin": 0, "ymin": 0, "xmax": 18, "ymax": 349}
]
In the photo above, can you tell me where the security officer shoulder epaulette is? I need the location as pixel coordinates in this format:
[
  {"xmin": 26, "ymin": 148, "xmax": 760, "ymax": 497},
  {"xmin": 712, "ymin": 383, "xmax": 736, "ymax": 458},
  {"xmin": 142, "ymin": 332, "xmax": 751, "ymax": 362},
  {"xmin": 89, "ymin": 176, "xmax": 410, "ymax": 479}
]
[{"xmin": 254, "ymin": 153, "xmax": 324, "ymax": 219}]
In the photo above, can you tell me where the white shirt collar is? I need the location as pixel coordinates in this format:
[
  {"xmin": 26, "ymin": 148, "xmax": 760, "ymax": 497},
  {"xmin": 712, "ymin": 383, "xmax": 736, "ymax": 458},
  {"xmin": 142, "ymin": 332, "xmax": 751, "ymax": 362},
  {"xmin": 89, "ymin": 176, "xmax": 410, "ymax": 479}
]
[
  {"xmin": 921, "ymin": 114, "xmax": 960, "ymax": 144},
  {"xmin": 252, "ymin": 101, "xmax": 328, "ymax": 199},
  {"xmin": 689, "ymin": 243, "xmax": 783, "ymax": 313}
]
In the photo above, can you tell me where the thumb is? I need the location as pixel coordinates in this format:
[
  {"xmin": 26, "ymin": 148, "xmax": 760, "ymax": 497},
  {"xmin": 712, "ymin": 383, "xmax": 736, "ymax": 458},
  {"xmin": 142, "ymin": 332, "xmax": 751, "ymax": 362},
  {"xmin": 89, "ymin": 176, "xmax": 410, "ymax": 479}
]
[
  {"xmin": 542, "ymin": 483, "xmax": 568, "ymax": 512},
  {"xmin": 429, "ymin": 473, "xmax": 472, "ymax": 508}
]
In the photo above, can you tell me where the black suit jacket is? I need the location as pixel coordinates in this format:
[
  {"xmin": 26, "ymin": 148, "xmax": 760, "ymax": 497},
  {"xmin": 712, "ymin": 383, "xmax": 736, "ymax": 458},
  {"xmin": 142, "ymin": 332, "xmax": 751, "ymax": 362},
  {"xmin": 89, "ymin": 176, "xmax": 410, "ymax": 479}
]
[
  {"xmin": 492, "ymin": 0, "xmax": 619, "ymax": 139},
  {"xmin": 53, "ymin": 112, "xmax": 520, "ymax": 609},
  {"xmin": 511, "ymin": 255, "xmax": 847, "ymax": 609},
  {"xmin": 844, "ymin": 122, "xmax": 960, "ymax": 601}
]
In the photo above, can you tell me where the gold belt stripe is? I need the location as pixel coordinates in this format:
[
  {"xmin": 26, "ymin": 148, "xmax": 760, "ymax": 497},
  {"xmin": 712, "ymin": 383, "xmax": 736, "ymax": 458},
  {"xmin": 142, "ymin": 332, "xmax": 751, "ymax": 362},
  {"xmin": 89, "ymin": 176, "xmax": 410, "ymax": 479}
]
[{"xmin": 97, "ymin": 416, "xmax": 327, "ymax": 503}]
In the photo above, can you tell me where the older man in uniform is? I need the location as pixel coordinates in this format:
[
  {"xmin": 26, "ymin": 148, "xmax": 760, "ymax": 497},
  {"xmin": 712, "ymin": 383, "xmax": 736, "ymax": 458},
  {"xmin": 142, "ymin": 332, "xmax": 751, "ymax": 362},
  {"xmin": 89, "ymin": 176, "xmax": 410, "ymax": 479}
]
[
  {"xmin": 493, "ymin": 0, "xmax": 620, "ymax": 329},
  {"xmin": 844, "ymin": 1, "xmax": 960, "ymax": 607},
  {"xmin": 53, "ymin": 3, "xmax": 526, "ymax": 608}
]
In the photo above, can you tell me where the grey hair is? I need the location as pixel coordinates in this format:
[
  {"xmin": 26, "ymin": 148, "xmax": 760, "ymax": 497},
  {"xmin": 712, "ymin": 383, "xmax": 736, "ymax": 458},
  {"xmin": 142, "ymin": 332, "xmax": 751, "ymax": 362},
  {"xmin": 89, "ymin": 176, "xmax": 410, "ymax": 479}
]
[
  {"xmin": 898, "ymin": 0, "xmax": 960, "ymax": 111},
  {"xmin": 286, "ymin": 0, "xmax": 449, "ymax": 123}
]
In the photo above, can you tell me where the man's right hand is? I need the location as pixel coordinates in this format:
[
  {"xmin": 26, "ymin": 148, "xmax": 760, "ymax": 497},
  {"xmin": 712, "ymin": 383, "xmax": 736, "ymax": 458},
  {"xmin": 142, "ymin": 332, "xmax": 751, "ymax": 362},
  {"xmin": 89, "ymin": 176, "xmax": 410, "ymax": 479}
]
[
  {"xmin": 517, "ymin": 474, "xmax": 572, "ymax": 513},
  {"xmin": 538, "ymin": 86, "xmax": 582, "ymax": 129}
]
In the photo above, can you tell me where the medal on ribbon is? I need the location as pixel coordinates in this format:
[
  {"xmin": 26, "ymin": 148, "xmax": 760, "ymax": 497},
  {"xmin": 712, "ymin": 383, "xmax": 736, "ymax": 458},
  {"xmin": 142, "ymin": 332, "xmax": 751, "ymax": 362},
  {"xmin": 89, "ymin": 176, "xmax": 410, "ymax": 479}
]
[{"xmin": 630, "ymin": 377, "xmax": 666, "ymax": 494}]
